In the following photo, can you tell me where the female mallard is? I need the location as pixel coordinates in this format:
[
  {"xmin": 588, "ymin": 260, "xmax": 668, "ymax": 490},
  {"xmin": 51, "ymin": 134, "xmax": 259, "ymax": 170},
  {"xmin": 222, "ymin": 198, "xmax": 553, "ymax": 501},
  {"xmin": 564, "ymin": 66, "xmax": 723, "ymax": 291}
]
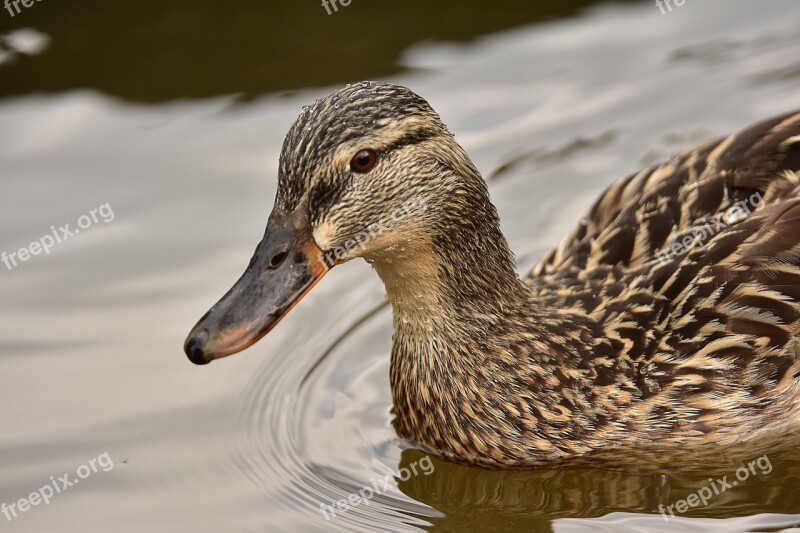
[{"xmin": 185, "ymin": 82, "xmax": 800, "ymax": 467}]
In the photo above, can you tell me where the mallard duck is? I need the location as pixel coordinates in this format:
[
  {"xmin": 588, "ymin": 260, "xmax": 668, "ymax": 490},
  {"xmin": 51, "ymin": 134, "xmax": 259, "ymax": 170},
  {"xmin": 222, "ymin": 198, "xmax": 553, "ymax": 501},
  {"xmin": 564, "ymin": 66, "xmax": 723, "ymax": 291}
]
[{"xmin": 184, "ymin": 82, "xmax": 800, "ymax": 467}]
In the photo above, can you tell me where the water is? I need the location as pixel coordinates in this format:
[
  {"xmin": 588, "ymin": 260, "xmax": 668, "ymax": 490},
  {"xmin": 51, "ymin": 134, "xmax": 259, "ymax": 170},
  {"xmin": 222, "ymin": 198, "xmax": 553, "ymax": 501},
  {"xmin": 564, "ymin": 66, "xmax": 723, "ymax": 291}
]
[{"xmin": 2, "ymin": 1, "xmax": 800, "ymax": 531}]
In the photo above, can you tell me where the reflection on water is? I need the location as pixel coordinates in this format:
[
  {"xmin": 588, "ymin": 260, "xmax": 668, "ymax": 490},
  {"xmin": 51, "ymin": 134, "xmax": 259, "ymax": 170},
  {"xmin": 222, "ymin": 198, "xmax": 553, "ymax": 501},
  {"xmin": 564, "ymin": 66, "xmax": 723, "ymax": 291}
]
[
  {"xmin": 2, "ymin": 1, "xmax": 800, "ymax": 532},
  {"xmin": 0, "ymin": 0, "xmax": 639, "ymax": 103}
]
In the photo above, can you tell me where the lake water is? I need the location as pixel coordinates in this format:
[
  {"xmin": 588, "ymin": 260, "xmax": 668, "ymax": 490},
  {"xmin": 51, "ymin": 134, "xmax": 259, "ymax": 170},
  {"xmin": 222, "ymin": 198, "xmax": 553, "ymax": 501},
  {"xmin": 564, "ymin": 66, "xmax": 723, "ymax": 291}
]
[{"xmin": 2, "ymin": 1, "xmax": 800, "ymax": 531}]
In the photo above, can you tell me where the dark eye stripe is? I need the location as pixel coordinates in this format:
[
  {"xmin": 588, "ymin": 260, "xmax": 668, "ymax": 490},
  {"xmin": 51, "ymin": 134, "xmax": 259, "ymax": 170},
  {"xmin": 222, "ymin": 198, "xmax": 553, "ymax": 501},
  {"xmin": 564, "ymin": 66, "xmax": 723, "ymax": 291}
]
[
  {"xmin": 381, "ymin": 128, "xmax": 437, "ymax": 153},
  {"xmin": 309, "ymin": 180, "xmax": 337, "ymax": 213}
]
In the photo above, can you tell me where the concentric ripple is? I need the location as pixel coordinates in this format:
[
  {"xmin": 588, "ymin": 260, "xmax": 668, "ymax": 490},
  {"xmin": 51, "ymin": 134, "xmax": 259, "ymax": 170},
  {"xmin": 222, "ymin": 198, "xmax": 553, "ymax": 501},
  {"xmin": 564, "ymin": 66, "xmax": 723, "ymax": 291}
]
[{"xmin": 226, "ymin": 275, "xmax": 440, "ymax": 532}]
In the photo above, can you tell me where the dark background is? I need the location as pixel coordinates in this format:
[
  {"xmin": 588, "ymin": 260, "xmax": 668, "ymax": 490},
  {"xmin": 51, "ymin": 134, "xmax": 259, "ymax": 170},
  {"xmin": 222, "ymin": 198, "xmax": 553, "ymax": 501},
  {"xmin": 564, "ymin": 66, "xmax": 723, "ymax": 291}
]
[{"xmin": 0, "ymin": 0, "xmax": 641, "ymax": 103}]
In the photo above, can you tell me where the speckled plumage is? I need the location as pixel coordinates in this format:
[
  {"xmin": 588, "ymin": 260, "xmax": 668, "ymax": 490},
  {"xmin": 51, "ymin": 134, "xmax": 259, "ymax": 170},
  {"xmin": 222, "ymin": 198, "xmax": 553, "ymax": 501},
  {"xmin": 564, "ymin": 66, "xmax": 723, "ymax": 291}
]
[{"xmin": 275, "ymin": 83, "xmax": 800, "ymax": 467}]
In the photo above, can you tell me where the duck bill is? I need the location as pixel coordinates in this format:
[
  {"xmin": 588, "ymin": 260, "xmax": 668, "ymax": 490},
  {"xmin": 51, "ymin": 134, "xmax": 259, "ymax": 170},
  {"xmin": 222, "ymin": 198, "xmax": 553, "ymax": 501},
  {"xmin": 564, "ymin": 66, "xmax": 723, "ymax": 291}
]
[{"xmin": 184, "ymin": 211, "xmax": 331, "ymax": 365}]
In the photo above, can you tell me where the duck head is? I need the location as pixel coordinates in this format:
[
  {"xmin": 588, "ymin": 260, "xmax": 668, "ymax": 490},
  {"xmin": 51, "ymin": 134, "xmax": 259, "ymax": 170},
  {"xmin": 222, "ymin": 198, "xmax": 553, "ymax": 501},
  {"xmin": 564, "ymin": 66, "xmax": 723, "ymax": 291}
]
[{"xmin": 184, "ymin": 81, "xmax": 491, "ymax": 365}]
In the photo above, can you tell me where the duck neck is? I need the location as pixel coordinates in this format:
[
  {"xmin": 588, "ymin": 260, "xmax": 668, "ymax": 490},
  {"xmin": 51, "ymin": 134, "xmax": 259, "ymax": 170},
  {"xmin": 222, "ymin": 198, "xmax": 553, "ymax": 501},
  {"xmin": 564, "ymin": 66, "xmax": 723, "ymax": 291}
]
[
  {"xmin": 367, "ymin": 164, "xmax": 602, "ymax": 464},
  {"xmin": 370, "ymin": 186, "xmax": 532, "ymax": 339}
]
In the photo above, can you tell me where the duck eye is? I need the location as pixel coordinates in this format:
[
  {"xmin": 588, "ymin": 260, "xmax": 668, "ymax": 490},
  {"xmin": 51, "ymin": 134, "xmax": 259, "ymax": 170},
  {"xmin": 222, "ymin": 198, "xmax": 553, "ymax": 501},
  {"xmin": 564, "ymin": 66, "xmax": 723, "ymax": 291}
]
[{"xmin": 350, "ymin": 149, "xmax": 378, "ymax": 173}]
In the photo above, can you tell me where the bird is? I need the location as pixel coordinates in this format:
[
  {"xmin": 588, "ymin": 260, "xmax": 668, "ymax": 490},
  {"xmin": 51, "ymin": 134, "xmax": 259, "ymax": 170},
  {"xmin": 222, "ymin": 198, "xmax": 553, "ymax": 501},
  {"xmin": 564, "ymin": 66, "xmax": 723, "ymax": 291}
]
[{"xmin": 184, "ymin": 81, "xmax": 800, "ymax": 468}]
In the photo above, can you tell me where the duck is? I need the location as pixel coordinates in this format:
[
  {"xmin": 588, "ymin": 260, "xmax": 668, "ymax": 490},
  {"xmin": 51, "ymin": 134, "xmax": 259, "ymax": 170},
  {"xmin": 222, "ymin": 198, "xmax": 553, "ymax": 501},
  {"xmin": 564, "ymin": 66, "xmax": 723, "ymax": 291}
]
[{"xmin": 184, "ymin": 81, "xmax": 800, "ymax": 468}]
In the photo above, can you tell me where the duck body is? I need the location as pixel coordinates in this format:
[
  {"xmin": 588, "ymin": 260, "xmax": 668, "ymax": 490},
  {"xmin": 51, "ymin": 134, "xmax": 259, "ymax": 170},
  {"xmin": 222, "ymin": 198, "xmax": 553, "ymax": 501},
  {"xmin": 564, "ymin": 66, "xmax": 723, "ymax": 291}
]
[
  {"xmin": 186, "ymin": 83, "xmax": 800, "ymax": 468},
  {"xmin": 390, "ymin": 110, "xmax": 800, "ymax": 466}
]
